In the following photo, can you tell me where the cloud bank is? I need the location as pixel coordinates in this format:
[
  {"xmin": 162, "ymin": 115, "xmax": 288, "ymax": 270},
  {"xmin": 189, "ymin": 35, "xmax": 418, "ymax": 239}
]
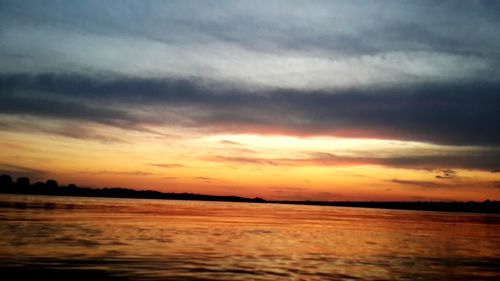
[
  {"xmin": 1, "ymin": 73, "xmax": 499, "ymax": 146},
  {"xmin": 1, "ymin": 1, "xmax": 499, "ymax": 88}
]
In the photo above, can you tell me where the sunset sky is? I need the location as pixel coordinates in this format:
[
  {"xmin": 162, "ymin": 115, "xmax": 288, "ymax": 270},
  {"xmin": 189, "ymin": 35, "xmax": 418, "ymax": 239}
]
[{"xmin": 1, "ymin": 0, "xmax": 499, "ymax": 201}]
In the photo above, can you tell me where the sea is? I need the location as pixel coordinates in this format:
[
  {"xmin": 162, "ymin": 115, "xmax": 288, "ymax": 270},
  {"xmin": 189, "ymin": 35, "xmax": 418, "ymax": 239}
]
[{"xmin": 0, "ymin": 194, "xmax": 499, "ymax": 280}]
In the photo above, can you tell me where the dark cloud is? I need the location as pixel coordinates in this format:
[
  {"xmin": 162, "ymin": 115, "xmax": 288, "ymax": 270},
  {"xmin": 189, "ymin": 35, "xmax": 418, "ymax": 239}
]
[
  {"xmin": 1, "ymin": 73, "xmax": 500, "ymax": 147},
  {"xmin": 368, "ymin": 153, "xmax": 500, "ymax": 172},
  {"xmin": 0, "ymin": 89, "xmax": 139, "ymax": 128},
  {"xmin": 435, "ymin": 169, "xmax": 458, "ymax": 179},
  {"xmin": 391, "ymin": 179, "xmax": 447, "ymax": 188},
  {"xmin": 206, "ymin": 151, "xmax": 500, "ymax": 172}
]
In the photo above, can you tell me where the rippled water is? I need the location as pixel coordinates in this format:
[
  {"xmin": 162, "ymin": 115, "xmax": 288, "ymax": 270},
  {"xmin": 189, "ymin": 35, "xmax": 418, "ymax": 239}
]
[{"xmin": 0, "ymin": 194, "xmax": 499, "ymax": 280}]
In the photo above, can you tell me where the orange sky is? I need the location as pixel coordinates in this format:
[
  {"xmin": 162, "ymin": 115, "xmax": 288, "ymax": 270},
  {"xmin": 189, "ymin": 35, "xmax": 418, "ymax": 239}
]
[
  {"xmin": 1, "ymin": 1, "xmax": 500, "ymax": 201},
  {"xmin": 1, "ymin": 125, "xmax": 499, "ymax": 201}
]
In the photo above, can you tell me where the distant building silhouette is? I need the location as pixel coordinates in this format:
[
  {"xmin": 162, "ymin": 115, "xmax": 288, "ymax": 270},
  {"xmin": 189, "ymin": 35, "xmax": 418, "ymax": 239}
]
[
  {"xmin": 0, "ymin": 174, "xmax": 13, "ymax": 187},
  {"xmin": 46, "ymin": 179, "xmax": 58, "ymax": 189},
  {"xmin": 16, "ymin": 177, "xmax": 30, "ymax": 187}
]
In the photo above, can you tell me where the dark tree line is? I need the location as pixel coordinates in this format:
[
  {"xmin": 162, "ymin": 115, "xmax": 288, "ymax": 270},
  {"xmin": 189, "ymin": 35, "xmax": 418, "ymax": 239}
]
[
  {"xmin": 1, "ymin": 174, "xmax": 498, "ymax": 213},
  {"xmin": 1, "ymin": 174, "xmax": 61, "ymax": 192},
  {"xmin": 0, "ymin": 174, "xmax": 266, "ymax": 203}
]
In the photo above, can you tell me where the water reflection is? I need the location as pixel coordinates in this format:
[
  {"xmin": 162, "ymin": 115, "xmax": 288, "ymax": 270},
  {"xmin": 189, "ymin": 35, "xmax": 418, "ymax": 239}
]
[{"xmin": 0, "ymin": 194, "xmax": 499, "ymax": 280}]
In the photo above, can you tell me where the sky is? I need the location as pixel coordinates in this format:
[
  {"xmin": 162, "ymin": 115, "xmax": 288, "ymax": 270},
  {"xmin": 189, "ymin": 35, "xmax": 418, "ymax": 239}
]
[{"xmin": 1, "ymin": 0, "xmax": 499, "ymax": 201}]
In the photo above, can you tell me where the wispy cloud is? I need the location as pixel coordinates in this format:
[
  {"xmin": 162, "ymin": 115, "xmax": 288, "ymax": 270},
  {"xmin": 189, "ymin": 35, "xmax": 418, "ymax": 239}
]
[
  {"xmin": 391, "ymin": 179, "xmax": 448, "ymax": 189},
  {"xmin": 220, "ymin": 140, "xmax": 243, "ymax": 146},
  {"xmin": 0, "ymin": 163, "xmax": 48, "ymax": 180},
  {"xmin": 81, "ymin": 170, "xmax": 153, "ymax": 176},
  {"xmin": 207, "ymin": 156, "xmax": 279, "ymax": 166},
  {"xmin": 205, "ymin": 151, "xmax": 500, "ymax": 172},
  {"xmin": 149, "ymin": 163, "xmax": 186, "ymax": 169},
  {"xmin": 193, "ymin": 176, "xmax": 220, "ymax": 182}
]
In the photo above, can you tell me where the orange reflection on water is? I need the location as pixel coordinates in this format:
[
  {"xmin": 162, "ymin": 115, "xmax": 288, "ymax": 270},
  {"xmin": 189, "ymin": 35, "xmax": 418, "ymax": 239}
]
[{"xmin": 0, "ymin": 194, "xmax": 499, "ymax": 280}]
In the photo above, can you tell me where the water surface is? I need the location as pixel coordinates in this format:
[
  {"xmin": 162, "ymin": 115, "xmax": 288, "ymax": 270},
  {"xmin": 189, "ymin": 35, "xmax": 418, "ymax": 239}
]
[{"xmin": 0, "ymin": 194, "xmax": 499, "ymax": 280}]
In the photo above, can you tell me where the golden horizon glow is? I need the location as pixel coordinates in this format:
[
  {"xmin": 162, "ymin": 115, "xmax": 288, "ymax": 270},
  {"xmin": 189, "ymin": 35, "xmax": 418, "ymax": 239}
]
[{"xmin": 1, "ymin": 124, "xmax": 499, "ymax": 202}]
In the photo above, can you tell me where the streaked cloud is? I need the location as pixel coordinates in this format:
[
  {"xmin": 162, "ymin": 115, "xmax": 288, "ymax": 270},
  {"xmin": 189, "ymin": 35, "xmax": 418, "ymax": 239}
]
[
  {"xmin": 149, "ymin": 163, "xmax": 186, "ymax": 169},
  {"xmin": 81, "ymin": 170, "xmax": 153, "ymax": 177},
  {"xmin": 206, "ymin": 151, "xmax": 500, "ymax": 172},
  {"xmin": 1, "ymin": 1, "xmax": 499, "ymax": 88},
  {"xmin": 0, "ymin": 163, "xmax": 48, "ymax": 180},
  {"xmin": 391, "ymin": 179, "xmax": 447, "ymax": 189},
  {"xmin": 1, "ymin": 73, "xmax": 500, "ymax": 146}
]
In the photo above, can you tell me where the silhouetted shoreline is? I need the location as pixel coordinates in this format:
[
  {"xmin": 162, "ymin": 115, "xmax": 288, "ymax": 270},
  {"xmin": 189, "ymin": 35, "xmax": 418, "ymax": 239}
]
[{"xmin": 1, "ymin": 174, "xmax": 499, "ymax": 214}]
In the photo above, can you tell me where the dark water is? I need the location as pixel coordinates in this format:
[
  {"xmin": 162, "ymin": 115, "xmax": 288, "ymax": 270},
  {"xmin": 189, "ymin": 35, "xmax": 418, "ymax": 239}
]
[{"xmin": 0, "ymin": 194, "xmax": 499, "ymax": 280}]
